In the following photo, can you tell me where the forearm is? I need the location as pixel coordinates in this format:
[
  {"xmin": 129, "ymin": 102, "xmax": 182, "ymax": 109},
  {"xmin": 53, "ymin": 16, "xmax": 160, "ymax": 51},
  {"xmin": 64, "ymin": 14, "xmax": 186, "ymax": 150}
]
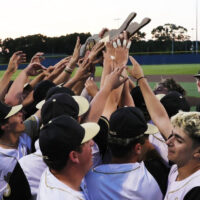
[
  {"xmin": 139, "ymin": 78, "xmax": 172, "ymax": 139},
  {"xmin": 53, "ymin": 70, "xmax": 71, "ymax": 85},
  {"xmin": 71, "ymin": 80, "xmax": 85, "ymax": 95},
  {"xmin": 22, "ymin": 91, "xmax": 34, "ymax": 107},
  {"xmin": 121, "ymin": 87, "xmax": 135, "ymax": 107},
  {"xmin": 29, "ymin": 73, "xmax": 46, "ymax": 89},
  {"xmin": 102, "ymin": 85, "xmax": 123, "ymax": 120},
  {"xmin": 63, "ymin": 76, "xmax": 79, "ymax": 89},
  {"xmin": 100, "ymin": 60, "xmax": 112, "ymax": 89},
  {"xmin": 0, "ymin": 71, "xmax": 14, "ymax": 100},
  {"xmin": 84, "ymin": 86, "xmax": 111, "ymax": 123},
  {"xmin": 5, "ymin": 71, "xmax": 28, "ymax": 105}
]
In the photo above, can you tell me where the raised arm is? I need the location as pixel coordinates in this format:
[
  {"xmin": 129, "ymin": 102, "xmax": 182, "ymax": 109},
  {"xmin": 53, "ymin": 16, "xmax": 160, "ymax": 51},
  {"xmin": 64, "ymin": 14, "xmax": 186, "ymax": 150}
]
[
  {"xmin": 53, "ymin": 37, "xmax": 81, "ymax": 85},
  {"xmin": 83, "ymin": 66, "xmax": 128, "ymax": 123},
  {"xmin": 120, "ymin": 76, "xmax": 135, "ymax": 107},
  {"xmin": 5, "ymin": 63, "xmax": 46, "ymax": 105},
  {"xmin": 0, "ymin": 51, "xmax": 26, "ymax": 101},
  {"xmin": 129, "ymin": 56, "xmax": 172, "ymax": 139}
]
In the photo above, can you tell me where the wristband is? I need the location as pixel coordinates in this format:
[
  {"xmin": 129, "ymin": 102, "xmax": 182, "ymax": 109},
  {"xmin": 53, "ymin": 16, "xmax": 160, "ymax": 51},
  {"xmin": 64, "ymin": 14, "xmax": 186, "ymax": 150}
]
[
  {"xmin": 136, "ymin": 76, "xmax": 146, "ymax": 85},
  {"xmin": 64, "ymin": 69, "xmax": 72, "ymax": 74},
  {"xmin": 65, "ymin": 66, "xmax": 73, "ymax": 72}
]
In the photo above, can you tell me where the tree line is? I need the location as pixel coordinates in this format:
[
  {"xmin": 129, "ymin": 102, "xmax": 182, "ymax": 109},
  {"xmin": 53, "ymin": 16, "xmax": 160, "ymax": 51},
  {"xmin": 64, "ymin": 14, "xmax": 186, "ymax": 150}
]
[{"xmin": 0, "ymin": 24, "xmax": 199, "ymax": 63}]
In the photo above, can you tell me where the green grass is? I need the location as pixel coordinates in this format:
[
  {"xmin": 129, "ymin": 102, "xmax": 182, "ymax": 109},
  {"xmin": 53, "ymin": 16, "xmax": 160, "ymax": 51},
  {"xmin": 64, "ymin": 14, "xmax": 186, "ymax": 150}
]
[
  {"xmin": 94, "ymin": 64, "xmax": 200, "ymax": 76},
  {"xmin": 141, "ymin": 64, "xmax": 200, "ymax": 75},
  {"xmin": 1, "ymin": 63, "xmax": 199, "ymax": 80},
  {"xmin": 0, "ymin": 64, "xmax": 199, "ymax": 98}
]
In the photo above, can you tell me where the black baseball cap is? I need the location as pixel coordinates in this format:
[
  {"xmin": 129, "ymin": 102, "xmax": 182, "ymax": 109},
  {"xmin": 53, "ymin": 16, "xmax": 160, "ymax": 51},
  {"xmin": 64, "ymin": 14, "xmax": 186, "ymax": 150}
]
[
  {"xmin": 160, "ymin": 91, "xmax": 190, "ymax": 118},
  {"xmin": 0, "ymin": 102, "xmax": 23, "ymax": 120},
  {"xmin": 39, "ymin": 115, "xmax": 99, "ymax": 160},
  {"xmin": 194, "ymin": 70, "xmax": 200, "ymax": 79},
  {"xmin": 41, "ymin": 93, "xmax": 89, "ymax": 124},
  {"xmin": 109, "ymin": 107, "xmax": 158, "ymax": 139},
  {"xmin": 33, "ymin": 80, "xmax": 56, "ymax": 104},
  {"xmin": 36, "ymin": 86, "xmax": 75, "ymax": 109},
  {"xmin": 46, "ymin": 86, "xmax": 74, "ymax": 99}
]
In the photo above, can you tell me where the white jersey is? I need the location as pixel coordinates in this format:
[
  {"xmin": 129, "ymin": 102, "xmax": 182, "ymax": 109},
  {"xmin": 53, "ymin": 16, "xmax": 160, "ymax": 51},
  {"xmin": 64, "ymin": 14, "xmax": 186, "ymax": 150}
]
[
  {"xmin": 19, "ymin": 140, "xmax": 47, "ymax": 200},
  {"xmin": 37, "ymin": 168, "xmax": 88, "ymax": 200},
  {"xmin": 149, "ymin": 132, "xmax": 169, "ymax": 165},
  {"xmin": 86, "ymin": 161, "xmax": 163, "ymax": 200},
  {"xmin": 0, "ymin": 133, "xmax": 31, "ymax": 198},
  {"xmin": 91, "ymin": 142, "xmax": 101, "ymax": 167},
  {"xmin": 164, "ymin": 165, "xmax": 200, "ymax": 200}
]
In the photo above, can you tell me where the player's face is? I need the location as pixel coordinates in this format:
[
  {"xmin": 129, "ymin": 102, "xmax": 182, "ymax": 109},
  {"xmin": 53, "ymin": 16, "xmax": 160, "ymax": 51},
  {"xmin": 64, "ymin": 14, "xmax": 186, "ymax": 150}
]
[
  {"xmin": 77, "ymin": 139, "xmax": 94, "ymax": 173},
  {"xmin": 196, "ymin": 78, "xmax": 200, "ymax": 92},
  {"xmin": 7, "ymin": 111, "xmax": 25, "ymax": 134},
  {"xmin": 166, "ymin": 127, "xmax": 195, "ymax": 167},
  {"xmin": 138, "ymin": 136, "xmax": 152, "ymax": 162}
]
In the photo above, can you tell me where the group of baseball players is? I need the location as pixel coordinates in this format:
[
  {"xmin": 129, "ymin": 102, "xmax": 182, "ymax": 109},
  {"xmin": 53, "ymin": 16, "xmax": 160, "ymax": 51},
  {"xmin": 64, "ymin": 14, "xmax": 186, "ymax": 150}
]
[{"xmin": 0, "ymin": 30, "xmax": 200, "ymax": 200}]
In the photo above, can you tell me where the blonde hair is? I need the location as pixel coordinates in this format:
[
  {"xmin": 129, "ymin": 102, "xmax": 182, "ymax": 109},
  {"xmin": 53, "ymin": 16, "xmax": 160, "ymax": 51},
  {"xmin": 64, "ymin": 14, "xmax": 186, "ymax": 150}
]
[{"xmin": 171, "ymin": 111, "xmax": 200, "ymax": 142}]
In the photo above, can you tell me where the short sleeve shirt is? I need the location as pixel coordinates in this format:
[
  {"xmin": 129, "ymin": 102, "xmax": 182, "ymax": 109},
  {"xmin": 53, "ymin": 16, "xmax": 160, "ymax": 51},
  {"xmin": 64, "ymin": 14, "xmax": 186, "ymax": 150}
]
[
  {"xmin": 37, "ymin": 168, "xmax": 88, "ymax": 200},
  {"xmin": 164, "ymin": 165, "xmax": 200, "ymax": 200}
]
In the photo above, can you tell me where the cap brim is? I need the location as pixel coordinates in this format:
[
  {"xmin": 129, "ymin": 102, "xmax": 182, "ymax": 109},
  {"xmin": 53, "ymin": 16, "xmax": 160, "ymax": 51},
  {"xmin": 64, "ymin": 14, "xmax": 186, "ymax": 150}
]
[
  {"xmin": 194, "ymin": 74, "xmax": 200, "ymax": 78},
  {"xmin": 145, "ymin": 123, "xmax": 159, "ymax": 135},
  {"xmin": 156, "ymin": 94, "xmax": 166, "ymax": 101},
  {"xmin": 23, "ymin": 83, "xmax": 29, "ymax": 88},
  {"xmin": 36, "ymin": 100, "xmax": 45, "ymax": 110},
  {"xmin": 81, "ymin": 122, "xmax": 100, "ymax": 144},
  {"xmin": 73, "ymin": 96, "xmax": 89, "ymax": 116},
  {"xmin": 5, "ymin": 105, "xmax": 23, "ymax": 119}
]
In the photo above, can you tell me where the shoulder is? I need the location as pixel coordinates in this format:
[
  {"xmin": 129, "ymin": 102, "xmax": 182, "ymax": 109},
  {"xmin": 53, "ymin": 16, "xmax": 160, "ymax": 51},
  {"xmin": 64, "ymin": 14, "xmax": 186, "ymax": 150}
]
[{"xmin": 184, "ymin": 187, "xmax": 200, "ymax": 200}]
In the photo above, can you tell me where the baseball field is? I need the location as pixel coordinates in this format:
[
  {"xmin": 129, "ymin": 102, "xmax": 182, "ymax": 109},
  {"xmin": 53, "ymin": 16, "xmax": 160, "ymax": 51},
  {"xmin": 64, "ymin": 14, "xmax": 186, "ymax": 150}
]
[{"xmin": 0, "ymin": 63, "xmax": 199, "ymax": 109}]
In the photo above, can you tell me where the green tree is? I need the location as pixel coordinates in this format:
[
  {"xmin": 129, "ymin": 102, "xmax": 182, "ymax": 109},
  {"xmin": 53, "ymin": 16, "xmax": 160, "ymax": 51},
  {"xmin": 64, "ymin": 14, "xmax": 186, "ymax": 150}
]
[{"xmin": 151, "ymin": 24, "xmax": 190, "ymax": 41}]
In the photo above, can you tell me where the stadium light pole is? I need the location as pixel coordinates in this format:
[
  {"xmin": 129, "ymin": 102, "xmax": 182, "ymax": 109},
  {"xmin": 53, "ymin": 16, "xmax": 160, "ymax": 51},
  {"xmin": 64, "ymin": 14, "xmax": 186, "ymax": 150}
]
[{"xmin": 196, "ymin": 0, "xmax": 198, "ymax": 54}]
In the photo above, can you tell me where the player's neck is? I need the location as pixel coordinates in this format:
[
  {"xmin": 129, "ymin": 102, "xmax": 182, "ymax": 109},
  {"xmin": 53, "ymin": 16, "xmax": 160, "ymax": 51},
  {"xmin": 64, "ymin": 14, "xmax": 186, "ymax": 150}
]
[
  {"xmin": 51, "ymin": 167, "xmax": 83, "ymax": 191},
  {"xmin": 0, "ymin": 132, "xmax": 19, "ymax": 149},
  {"xmin": 176, "ymin": 162, "xmax": 200, "ymax": 181}
]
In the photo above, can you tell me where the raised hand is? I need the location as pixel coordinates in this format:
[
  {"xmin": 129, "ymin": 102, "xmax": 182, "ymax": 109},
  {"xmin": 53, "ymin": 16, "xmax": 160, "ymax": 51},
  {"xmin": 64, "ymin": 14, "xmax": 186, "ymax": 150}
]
[
  {"xmin": 31, "ymin": 52, "xmax": 45, "ymax": 64},
  {"xmin": 68, "ymin": 37, "xmax": 81, "ymax": 67},
  {"xmin": 24, "ymin": 62, "xmax": 46, "ymax": 76},
  {"xmin": 128, "ymin": 56, "xmax": 144, "ymax": 79},
  {"xmin": 74, "ymin": 58, "xmax": 91, "ymax": 81},
  {"xmin": 85, "ymin": 77, "xmax": 99, "ymax": 97},
  {"xmin": 88, "ymin": 42, "xmax": 104, "ymax": 63},
  {"xmin": 7, "ymin": 51, "xmax": 26, "ymax": 73},
  {"xmin": 104, "ymin": 66, "xmax": 128, "ymax": 91},
  {"xmin": 112, "ymin": 38, "xmax": 131, "ymax": 67}
]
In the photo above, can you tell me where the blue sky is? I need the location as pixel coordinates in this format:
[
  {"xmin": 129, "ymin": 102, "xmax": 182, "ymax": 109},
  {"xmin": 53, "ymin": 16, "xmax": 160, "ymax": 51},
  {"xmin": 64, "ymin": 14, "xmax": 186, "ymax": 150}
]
[{"xmin": 0, "ymin": 0, "xmax": 199, "ymax": 40}]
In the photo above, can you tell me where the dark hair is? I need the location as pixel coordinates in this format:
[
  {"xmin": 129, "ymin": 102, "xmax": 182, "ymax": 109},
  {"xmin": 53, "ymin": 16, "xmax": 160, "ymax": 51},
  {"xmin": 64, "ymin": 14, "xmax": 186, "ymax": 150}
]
[
  {"xmin": 154, "ymin": 78, "xmax": 186, "ymax": 96},
  {"xmin": 108, "ymin": 136, "xmax": 146, "ymax": 158},
  {"xmin": 0, "ymin": 118, "xmax": 9, "ymax": 137},
  {"xmin": 43, "ymin": 145, "xmax": 82, "ymax": 171}
]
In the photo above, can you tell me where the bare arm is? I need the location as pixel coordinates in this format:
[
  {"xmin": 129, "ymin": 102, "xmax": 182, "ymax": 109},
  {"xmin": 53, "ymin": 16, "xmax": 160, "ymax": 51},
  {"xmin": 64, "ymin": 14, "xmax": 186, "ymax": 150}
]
[
  {"xmin": 120, "ymin": 77, "xmax": 135, "ymax": 107},
  {"xmin": 0, "ymin": 51, "xmax": 26, "ymax": 101},
  {"xmin": 83, "ymin": 67, "xmax": 128, "ymax": 123},
  {"xmin": 5, "ymin": 63, "xmax": 46, "ymax": 106},
  {"xmin": 129, "ymin": 56, "xmax": 172, "ymax": 139},
  {"xmin": 54, "ymin": 37, "xmax": 81, "ymax": 85}
]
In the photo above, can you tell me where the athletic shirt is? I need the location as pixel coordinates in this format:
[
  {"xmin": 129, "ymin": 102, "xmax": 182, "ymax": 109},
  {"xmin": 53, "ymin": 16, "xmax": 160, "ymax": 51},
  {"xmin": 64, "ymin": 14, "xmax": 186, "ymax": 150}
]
[
  {"xmin": 86, "ymin": 161, "xmax": 163, "ymax": 200},
  {"xmin": 37, "ymin": 168, "xmax": 89, "ymax": 200},
  {"xmin": 0, "ymin": 115, "xmax": 39, "ymax": 199},
  {"xmin": 149, "ymin": 132, "xmax": 168, "ymax": 165},
  {"xmin": 18, "ymin": 140, "xmax": 47, "ymax": 199},
  {"xmin": 164, "ymin": 165, "xmax": 200, "ymax": 200},
  {"xmin": 0, "ymin": 133, "xmax": 31, "ymax": 198}
]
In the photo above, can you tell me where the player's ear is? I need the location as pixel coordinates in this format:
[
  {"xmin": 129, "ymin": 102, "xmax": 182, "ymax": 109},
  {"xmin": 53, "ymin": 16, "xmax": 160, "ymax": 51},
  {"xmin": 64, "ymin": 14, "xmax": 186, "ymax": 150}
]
[
  {"xmin": 69, "ymin": 151, "xmax": 79, "ymax": 163},
  {"xmin": 193, "ymin": 147, "xmax": 200, "ymax": 159}
]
